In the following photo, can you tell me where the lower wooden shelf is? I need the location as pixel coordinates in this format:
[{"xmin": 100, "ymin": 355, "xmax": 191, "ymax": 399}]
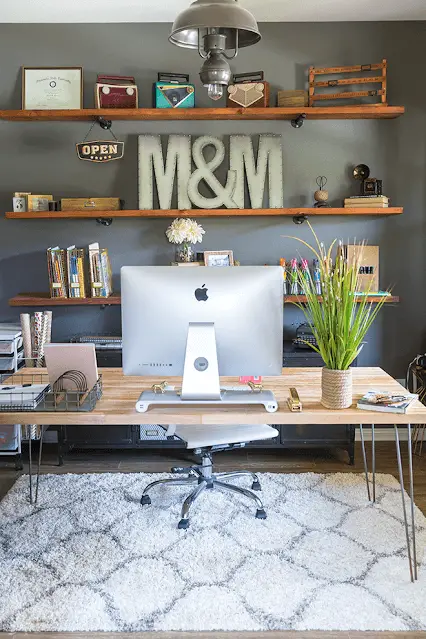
[
  {"xmin": 9, "ymin": 294, "xmax": 121, "ymax": 306},
  {"xmin": 5, "ymin": 207, "xmax": 403, "ymax": 219},
  {"xmin": 9, "ymin": 293, "xmax": 400, "ymax": 307}
]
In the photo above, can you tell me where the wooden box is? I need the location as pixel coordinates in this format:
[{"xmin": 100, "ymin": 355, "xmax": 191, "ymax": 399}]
[
  {"xmin": 60, "ymin": 198, "xmax": 122, "ymax": 212},
  {"xmin": 345, "ymin": 245, "xmax": 379, "ymax": 293},
  {"xmin": 277, "ymin": 90, "xmax": 308, "ymax": 108}
]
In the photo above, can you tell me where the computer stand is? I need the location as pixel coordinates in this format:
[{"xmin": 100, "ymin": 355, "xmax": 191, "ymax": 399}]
[{"xmin": 135, "ymin": 322, "xmax": 279, "ymax": 413}]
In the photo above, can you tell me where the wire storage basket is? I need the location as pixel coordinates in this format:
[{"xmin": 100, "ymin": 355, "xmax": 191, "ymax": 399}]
[{"xmin": 0, "ymin": 371, "xmax": 102, "ymax": 412}]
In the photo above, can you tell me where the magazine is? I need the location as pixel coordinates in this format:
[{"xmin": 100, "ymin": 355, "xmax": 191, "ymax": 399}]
[{"xmin": 357, "ymin": 390, "xmax": 418, "ymax": 414}]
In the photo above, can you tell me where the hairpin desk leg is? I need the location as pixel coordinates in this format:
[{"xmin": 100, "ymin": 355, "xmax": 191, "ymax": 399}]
[
  {"xmin": 394, "ymin": 424, "xmax": 414, "ymax": 582},
  {"xmin": 359, "ymin": 425, "xmax": 371, "ymax": 501},
  {"xmin": 371, "ymin": 424, "xmax": 376, "ymax": 503},
  {"xmin": 407, "ymin": 424, "xmax": 418, "ymax": 580},
  {"xmin": 35, "ymin": 426, "xmax": 45, "ymax": 505}
]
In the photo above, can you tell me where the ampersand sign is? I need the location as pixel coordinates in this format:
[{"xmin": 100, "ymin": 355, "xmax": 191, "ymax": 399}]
[{"xmin": 188, "ymin": 136, "xmax": 237, "ymax": 209}]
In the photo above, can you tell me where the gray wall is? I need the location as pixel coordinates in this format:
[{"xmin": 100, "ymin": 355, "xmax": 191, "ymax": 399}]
[{"xmin": 0, "ymin": 22, "xmax": 425, "ymax": 377}]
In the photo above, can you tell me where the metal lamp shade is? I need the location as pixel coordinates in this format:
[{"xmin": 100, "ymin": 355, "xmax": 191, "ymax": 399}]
[{"xmin": 169, "ymin": 0, "xmax": 261, "ymax": 50}]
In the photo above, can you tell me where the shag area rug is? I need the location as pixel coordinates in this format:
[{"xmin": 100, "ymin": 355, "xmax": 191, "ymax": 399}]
[{"xmin": 1, "ymin": 471, "xmax": 426, "ymax": 632}]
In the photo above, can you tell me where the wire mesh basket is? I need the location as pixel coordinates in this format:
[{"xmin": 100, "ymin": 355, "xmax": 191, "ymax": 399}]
[{"xmin": 0, "ymin": 371, "xmax": 103, "ymax": 412}]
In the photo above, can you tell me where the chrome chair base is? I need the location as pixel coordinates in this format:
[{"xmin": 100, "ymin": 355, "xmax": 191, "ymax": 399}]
[{"xmin": 141, "ymin": 451, "xmax": 266, "ymax": 529}]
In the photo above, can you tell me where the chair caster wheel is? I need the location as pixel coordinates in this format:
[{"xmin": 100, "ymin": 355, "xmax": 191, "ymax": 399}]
[
  {"xmin": 251, "ymin": 480, "xmax": 261, "ymax": 491},
  {"xmin": 178, "ymin": 518, "xmax": 190, "ymax": 529},
  {"xmin": 140, "ymin": 495, "xmax": 151, "ymax": 506},
  {"xmin": 255, "ymin": 508, "xmax": 267, "ymax": 520}
]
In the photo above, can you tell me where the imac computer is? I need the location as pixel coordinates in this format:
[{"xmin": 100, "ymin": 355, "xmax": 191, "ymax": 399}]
[{"xmin": 121, "ymin": 266, "xmax": 283, "ymax": 412}]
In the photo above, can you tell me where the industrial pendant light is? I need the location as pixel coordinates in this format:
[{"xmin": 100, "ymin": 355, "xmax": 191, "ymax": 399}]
[{"xmin": 169, "ymin": 0, "xmax": 261, "ymax": 101}]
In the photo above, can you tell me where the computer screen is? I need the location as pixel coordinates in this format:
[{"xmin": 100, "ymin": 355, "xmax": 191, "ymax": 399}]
[{"xmin": 122, "ymin": 266, "xmax": 283, "ymax": 379}]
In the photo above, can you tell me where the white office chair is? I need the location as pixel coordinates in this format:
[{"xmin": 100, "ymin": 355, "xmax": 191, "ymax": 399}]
[{"xmin": 140, "ymin": 423, "xmax": 279, "ymax": 529}]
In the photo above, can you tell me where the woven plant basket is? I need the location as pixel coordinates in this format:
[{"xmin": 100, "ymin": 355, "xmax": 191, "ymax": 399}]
[{"xmin": 321, "ymin": 367, "xmax": 353, "ymax": 409}]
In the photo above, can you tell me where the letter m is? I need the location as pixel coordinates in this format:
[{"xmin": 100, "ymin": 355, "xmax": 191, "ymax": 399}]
[
  {"xmin": 138, "ymin": 135, "xmax": 191, "ymax": 210},
  {"xmin": 229, "ymin": 134, "xmax": 283, "ymax": 209}
]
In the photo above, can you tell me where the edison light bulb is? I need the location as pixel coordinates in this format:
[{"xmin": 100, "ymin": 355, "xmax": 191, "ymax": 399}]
[{"xmin": 207, "ymin": 84, "xmax": 224, "ymax": 101}]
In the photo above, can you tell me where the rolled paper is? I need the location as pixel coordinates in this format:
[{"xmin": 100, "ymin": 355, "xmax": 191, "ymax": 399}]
[
  {"xmin": 44, "ymin": 311, "xmax": 53, "ymax": 344},
  {"xmin": 37, "ymin": 313, "xmax": 50, "ymax": 367},
  {"xmin": 20, "ymin": 313, "xmax": 33, "ymax": 368},
  {"xmin": 34, "ymin": 312, "xmax": 44, "ymax": 367}
]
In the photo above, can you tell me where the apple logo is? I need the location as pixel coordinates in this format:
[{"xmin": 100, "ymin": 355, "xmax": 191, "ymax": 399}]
[{"xmin": 194, "ymin": 284, "xmax": 208, "ymax": 302}]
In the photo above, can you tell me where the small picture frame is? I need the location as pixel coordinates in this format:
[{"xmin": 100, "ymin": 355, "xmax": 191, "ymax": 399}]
[
  {"xmin": 27, "ymin": 194, "xmax": 53, "ymax": 212},
  {"xmin": 22, "ymin": 67, "xmax": 83, "ymax": 110},
  {"xmin": 204, "ymin": 250, "xmax": 234, "ymax": 267}
]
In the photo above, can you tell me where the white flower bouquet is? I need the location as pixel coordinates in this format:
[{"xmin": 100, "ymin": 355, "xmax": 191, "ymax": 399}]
[{"xmin": 166, "ymin": 218, "xmax": 205, "ymax": 262}]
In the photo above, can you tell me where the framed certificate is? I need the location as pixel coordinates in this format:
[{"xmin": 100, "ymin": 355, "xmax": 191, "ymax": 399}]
[{"xmin": 22, "ymin": 67, "xmax": 83, "ymax": 110}]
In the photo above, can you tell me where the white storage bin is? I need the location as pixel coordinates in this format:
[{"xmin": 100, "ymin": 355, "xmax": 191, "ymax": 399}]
[{"xmin": 0, "ymin": 356, "xmax": 15, "ymax": 372}]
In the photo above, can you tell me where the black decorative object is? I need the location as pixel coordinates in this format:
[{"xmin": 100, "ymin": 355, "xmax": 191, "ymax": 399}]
[{"xmin": 353, "ymin": 164, "xmax": 383, "ymax": 196}]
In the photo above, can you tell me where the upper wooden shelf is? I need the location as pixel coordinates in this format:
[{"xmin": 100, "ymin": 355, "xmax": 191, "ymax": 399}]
[
  {"xmin": 0, "ymin": 106, "xmax": 405, "ymax": 122},
  {"xmin": 5, "ymin": 207, "xmax": 403, "ymax": 220},
  {"xmin": 9, "ymin": 293, "xmax": 400, "ymax": 307}
]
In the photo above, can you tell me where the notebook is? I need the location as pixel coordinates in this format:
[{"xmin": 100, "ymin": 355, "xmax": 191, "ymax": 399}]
[
  {"xmin": 0, "ymin": 383, "xmax": 50, "ymax": 410},
  {"xmin": 44, "ymin": 343, "xmax": 98, "ymax": 391}
]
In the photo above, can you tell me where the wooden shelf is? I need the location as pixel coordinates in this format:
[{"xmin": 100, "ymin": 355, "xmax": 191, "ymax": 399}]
[
  {"xmin": 9, "ymin": 293, "xmax": 399, "ymax": 307},
  {"xmin": 285, "ymin": 295, "xmax": 399, "ymax": 304},
  {"xmin": 5, "ymin": 207, "xmax": 403, "ymax": 220},
  {"xmin": 9, "ymin": 294, "xmax": 121, "ymax": 307},
  {"xmin": 0, "ymin": 106, "xmax": 405, "ymax": 122}
]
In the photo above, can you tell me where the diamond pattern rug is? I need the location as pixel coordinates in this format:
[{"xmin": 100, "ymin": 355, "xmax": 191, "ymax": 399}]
[{"xmin": 1, "ymin": 471, "xmax": 426, "ymax": 632}]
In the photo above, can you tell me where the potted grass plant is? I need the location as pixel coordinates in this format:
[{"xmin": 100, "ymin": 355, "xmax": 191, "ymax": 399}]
[{"xmin": 286, "ymin": 225, "xmax": 388, "ymax": 409}]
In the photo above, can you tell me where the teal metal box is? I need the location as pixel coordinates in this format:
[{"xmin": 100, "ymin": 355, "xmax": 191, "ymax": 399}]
[{"xmin": 154, "ymin": 73, "xmax": 195, "ymax": 108}]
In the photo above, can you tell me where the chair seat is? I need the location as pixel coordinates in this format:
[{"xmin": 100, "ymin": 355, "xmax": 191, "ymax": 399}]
[{"xmin": 173, "ymin": 423, "xmax": 279, "ymax": 449}]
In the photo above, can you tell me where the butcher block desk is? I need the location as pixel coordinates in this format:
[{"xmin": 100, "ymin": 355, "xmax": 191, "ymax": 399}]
[
  {"xmin": 1, "ymin": 366, "xmax": 425, "ymax": 582},
  {"xmin": 1, "ymin": 366, "xmax": 425, "ymax": 425}
]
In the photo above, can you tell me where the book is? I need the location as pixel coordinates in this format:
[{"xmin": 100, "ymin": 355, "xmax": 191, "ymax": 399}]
[
  {"xmin": 345, "ymin": 202, "xmax": 388, "ymax": 208},
  {"xmin": 357, "ymin": 390, "xmax": 418, "ymax": 414},
  {"xmin": 171, "ymin": 261, "xmax": 204, "ymax": 267},
  {"xmin": 345, "ymin": 196, "xmax": 389, "ymax": 203}
]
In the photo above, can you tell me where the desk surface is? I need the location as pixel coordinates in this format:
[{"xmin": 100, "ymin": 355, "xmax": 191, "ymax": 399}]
[{"xmin": 1, "ymin": 367, "xmax": 426, "ymax": 425}]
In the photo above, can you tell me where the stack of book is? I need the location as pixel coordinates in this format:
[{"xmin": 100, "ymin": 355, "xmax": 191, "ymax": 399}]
[
  {"xmin": 344, "ymin": 195, "xmax": 389, "ymax": 208},
  {"xmin": 47, "ymin": 243, "xmax": 113, "ymax": 299},
  {"xmin": 47, "ymin": 247, "xmax": 67, "ymax": 298},
  {"xmin": 88, "ymin": 242, "xmax": 113, "ymax": 298},
  {"xmin": 66, "ymin": 246, "xmax": 86, "ymax": 298}
]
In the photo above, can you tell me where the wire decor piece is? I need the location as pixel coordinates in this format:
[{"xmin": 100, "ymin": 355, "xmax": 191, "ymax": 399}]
[
  {"xmin": 0, "ymin": 371, "xmax": 102, "ymax": 413},
  {"xmin": 53, "ymin": 370, "xmax": 88, "ymax": 393}
]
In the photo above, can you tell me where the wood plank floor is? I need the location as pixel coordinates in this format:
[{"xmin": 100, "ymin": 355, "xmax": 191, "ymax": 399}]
[{"xmin": 1, "ymin": 442, "xmax": 426, "ymax": 639}]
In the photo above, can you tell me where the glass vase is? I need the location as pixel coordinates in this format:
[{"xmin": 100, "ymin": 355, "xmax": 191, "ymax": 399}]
[{"xmin": 175, "ymin": 243, "xmax": 195, "ymax": 263}]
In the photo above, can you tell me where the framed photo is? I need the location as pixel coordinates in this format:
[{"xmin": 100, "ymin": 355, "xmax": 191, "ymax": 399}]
[
  {"xmin": 22, "ymin": 67, "xmax": 83, "ymax": 110},
  {"xmin": 204, "ymin": 250, "xmax": 234, "ymax": 267}
]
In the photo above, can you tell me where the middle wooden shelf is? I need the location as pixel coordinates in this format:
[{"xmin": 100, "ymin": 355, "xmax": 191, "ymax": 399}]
[
  {"xmin": 5, "ymin": 207, "xmax": 403, "ymax": 219},
  {"xmin": 9, "ymin": 293, "xmax": 400, "ymax": 307}
]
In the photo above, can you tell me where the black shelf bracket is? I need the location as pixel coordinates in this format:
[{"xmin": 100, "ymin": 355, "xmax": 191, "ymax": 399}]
[
  {"xmin": 291, "ymin": 113, "xmax": 307, "ymax": 129},
  {"xmin": 293, "ymin": 214, "xmax": 308, "ymax": 225},
  {"xmin": 96, "ymin": 217, "xmax": 113, "ymax": 226},
  {"xmin": 96, "ymin": 116, "xmax": 113, "ymax": 130}
]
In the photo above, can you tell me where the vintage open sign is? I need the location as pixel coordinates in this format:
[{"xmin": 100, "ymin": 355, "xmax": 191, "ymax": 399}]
[{"xmin": 76, "ymin": 140, "xmax": 124, "ymax": 163}]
